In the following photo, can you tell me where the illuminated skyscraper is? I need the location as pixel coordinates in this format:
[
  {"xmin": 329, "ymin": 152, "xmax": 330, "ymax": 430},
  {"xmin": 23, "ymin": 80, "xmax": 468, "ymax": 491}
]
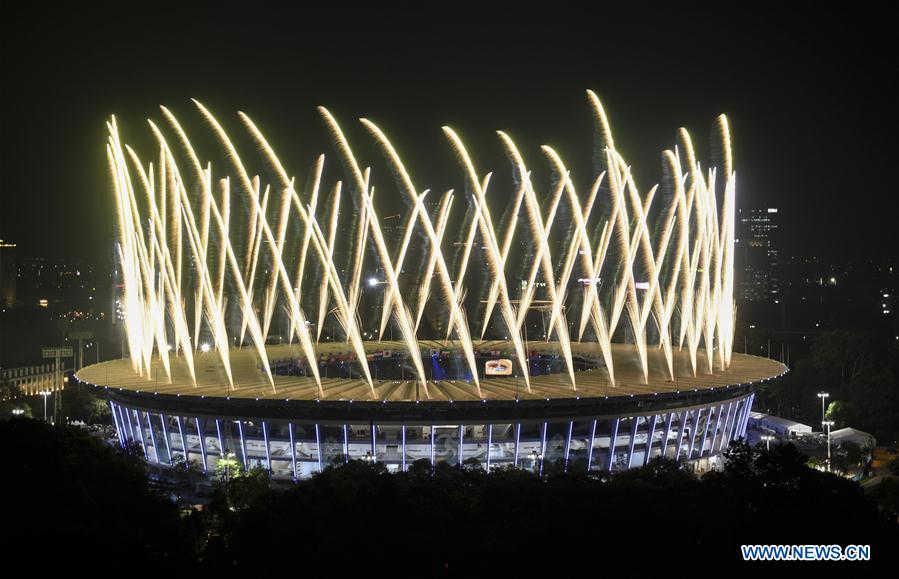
[
  {"xmin": 0, "ymin": 239, "xmax": 17, "ymax": 308},
  {"xmin": 736, "ymin": 208, "xmax": 780, "ymax": 303}
]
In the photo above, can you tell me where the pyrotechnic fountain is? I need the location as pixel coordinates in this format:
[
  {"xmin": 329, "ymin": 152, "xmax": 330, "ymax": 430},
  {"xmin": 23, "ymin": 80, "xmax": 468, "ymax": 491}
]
[{"xmin": 106, "ymin": 91, "xmax": 736, "ymax": 400}]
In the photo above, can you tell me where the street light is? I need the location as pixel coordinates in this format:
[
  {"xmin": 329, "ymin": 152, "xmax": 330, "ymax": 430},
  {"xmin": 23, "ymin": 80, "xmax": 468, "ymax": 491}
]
[
  {"xmin": 760, "ymin": 434, "xmax": 775, "ymax": 451},
  {"xmin": 822, "ymin": 420, "xmax": 835, "ymax": 472},
  {"xmin": 39, "ymin": 390, "xmax": 51, "ymax": 422},
  {"xmin": 817, "ymin": 392, "xmax": 829, "ymax": 426}
]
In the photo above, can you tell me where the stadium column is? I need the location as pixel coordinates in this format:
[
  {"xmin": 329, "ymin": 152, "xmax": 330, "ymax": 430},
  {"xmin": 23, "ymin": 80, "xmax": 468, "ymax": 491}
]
[
  {"xmin": 687, "ymin": 409, "xmax": 702, "ymax": 460},
  {"xmin": 539, "ymin": 422, "xmax": 547, "ymax": 477},
  {"xmin": 698, "ymin": 406, "xmax": 716, "ymax": 458},
  {"xmin": 486, "ymin": 424, "xmax": 493, "ymax": 472},
  {"xmin": 289, "ymin": 423, "xmax": 298, "ymax": 479},
  {"xmin": 740, "ymin": 393, "xmax": 756, "ymax": 438},
  {"xmin": 159, "ymin": 413, "xmax": 173, "ymax": 465},
  {"xmin": 606, "ymin": 418, "xmax": 620, "ymax": 472},
  {"xmin": 314, "ymin": 424, "xmax": 323, "ymax": 472},
  {"xmin": 196, "ymin": 417, "xmax": 208, "ymax": 473},
  {"xmin": 661, "ymin": 412, "xmax": 674, "ymax": 459},
  {"xmin": 626, "ymin": 416, "xmax": 640, "ymax": 469},
  {"xmin": 712, "ymin": 404, "xmax": 724, "ymax": 456},
  {"xmin": 675, "ymin": 410, "xmax": 690, "ymax": 461},
  {"xmin": 109, "ymin": 401, "xmax": 124, "ymax": 447},
  {"xmin": 718, "ymin": 402, "xmax": 736, "ymax": 451},
  {"xmin": 643, "ymin": 414, "xmax": 658, "ymax": 466},
  {"xmin": 176, "ymin": 416, "xmax": 188, "ymax": 467},
  {"xmin": 145, "ymin": 411, "xmax": 160, "ymax": 464},
  {"xmin": 513, "ymin": 423, "xmax": 521, "ymax": 467},
  {"xmin": 563, "ymin": 421, "xmax": 573, "ymax": 472},
  {"xmin": 585, "ymin": 419, "xmax": 596, "ymax": 472},
  {"xmin": 262, "ymin": 421, "xmax": 271, "ymax": 472},
  {"xmin": 237, "ymin": 421, "xmax": 248, "ymax": 472},
  {"xmin": 401, "ymin": 425, "xmax": 407, "ymax": 472}
]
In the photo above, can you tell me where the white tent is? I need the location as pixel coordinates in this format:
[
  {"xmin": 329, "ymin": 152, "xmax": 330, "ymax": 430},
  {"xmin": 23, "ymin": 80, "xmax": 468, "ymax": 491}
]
[
  {"xmin": 830, "ymin": 427, "xmax": 876, "ymax": 449},
  {"xmin": 748, "ymin": 412, "xmax": 813, "ymax": 436}
]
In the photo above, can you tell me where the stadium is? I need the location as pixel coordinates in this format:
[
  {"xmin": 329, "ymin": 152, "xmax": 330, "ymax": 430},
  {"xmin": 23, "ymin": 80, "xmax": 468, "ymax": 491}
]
[{"xmin": 75, "ymin": 91, "xmax": 788, "ymax": 478}]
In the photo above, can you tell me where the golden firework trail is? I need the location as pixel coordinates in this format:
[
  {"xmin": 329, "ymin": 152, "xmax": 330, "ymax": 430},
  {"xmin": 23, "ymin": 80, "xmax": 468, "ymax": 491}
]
[{"xmin": 107, "ymin": 92, "xmax": 736, "ymax": 398}]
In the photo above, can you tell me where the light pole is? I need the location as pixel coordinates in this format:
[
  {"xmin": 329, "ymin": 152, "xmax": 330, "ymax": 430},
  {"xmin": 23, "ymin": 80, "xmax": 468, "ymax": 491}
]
[
  {"xmin": 817, "ymin": 392, "xmax": 829, "ymax": 426},
  {"xmin": 761, "ymin": 434, "xmax": 775, "ymax": 451},
  {"xmin": 39, "ymin": 390, "xmax": 51, "ymax": 422},
  {"xmin": 822, "ymin": 420, "xmax": 834, "ymax": 472}
]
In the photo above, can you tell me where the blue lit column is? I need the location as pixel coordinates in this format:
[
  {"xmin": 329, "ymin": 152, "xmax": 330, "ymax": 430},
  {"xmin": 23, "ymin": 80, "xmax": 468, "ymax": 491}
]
[
  {"xmin": 643, "ymin": 414, "xmax": 658, "ymax": 466},
  {"xmin": 661, "ymin": 412, "xmax": 673, "ymax": 459},
  {"xmin": 315, "ymin": 423, "xmax": 323, "ymax": 472},
  {"xmin": 698, "ymin": 406, "xmax": 715, "ymax": 458},
  {"xmin": 145, "ymin": 411, "xmax": 160, "ymax": 464},
  {"xmin": 176, "ymin": 416, "xmax": 188, "ymax": 465},
  {"xmin": 486, "ymin": 424, "xmax": 493, "ymax": 472},
  {"xmin": 675, "ymin": 410, "xmax": 689, "ymax": 461},
  {"xmin": 586, "ymin": 419, "xmax": 596, "ymax": 472},
  {"xmin": 237, "ymin": 421, "xmax": 248, "ymax": 471},
  {"xmin": 196, "ymin": 417, "xmax": 208, "ymax": 473},
  {"xmin": 288, "ymin": 422, "xmax": 298, "ymax": 479},
  {"xmin": 159, "ymin": 413, "xmax": 173, "ymax": 465},
  {"xmin": 262, "ymin": 421, "xmax": 272, "ymax": 471},
  {"xmin": 626, "ymin": 416, "xmax": 640, "ymax": 468},
  {"xmin": 687, "ymin": 408, "xmax": 702, "ymax": 459},
  {"xmin": 607, "ymin": 418, "xmax": 620, "ymax": 472},
  {"xmin": 563, "ymin": 421, "xmax": 573, "ymax": 472}
]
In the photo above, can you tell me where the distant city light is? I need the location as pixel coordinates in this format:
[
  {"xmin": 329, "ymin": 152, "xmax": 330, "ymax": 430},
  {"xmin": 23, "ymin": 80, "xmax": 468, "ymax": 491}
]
[{"xmin": 200, "ymin": 343, "xmax": 211, "ymax": 353}]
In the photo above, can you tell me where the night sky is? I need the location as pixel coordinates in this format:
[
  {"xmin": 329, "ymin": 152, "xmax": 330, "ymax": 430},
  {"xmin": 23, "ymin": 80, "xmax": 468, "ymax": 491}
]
[{"xmin": 2, "ymin": 4, "xmax": 896, "ymax": 263}]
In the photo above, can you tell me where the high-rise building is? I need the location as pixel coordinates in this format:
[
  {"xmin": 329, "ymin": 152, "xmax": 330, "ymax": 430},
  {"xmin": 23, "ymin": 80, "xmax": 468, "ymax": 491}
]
[
  {"xmin": 0, "ymin": 239, "xmax": 16, "ymax": 308},
  {"xmin": 735, "ymin": 208, "xmax": 780, "ymax": 303}
]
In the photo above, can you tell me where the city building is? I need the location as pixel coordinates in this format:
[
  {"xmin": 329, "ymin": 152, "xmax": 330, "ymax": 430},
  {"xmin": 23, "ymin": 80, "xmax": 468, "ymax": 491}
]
[
  {"xmin": 0, "ymin": 239, "xmax": 16, "ymax": 308},
  {"xmin": 736, "ymin": 208, "xmax": 780, "ymax": 303}
]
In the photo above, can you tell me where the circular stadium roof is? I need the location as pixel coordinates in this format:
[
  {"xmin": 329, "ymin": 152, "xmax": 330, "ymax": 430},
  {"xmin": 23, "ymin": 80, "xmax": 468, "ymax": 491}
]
[{"xmin": 76, "ymin": 340, "xmax": 786, "ymax": 403}]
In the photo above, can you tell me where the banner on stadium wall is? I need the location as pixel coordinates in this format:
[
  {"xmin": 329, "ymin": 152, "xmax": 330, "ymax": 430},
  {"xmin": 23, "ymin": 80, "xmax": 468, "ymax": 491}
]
[{"xmin": 485, "ymin": 359, "xmax": 513, "ymax": 376}]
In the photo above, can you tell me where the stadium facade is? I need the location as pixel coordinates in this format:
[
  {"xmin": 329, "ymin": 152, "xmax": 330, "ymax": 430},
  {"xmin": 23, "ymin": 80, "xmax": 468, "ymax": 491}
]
[{"xmin": 83, "ymin": 92, "xmax": 788, "ymax": 478}]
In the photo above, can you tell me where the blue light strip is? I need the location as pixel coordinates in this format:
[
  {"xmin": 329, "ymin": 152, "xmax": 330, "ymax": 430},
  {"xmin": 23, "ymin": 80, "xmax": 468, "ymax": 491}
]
[
  {"xmin": 135, "ymin": 410, "xmax": 148, "ymax": 459},
  {"xmin": 401, "ymin": 425, "xmax": 407, "ymax": 472},
  {"xmin": 687, "ymin": 409, "xmax": 700, "ymax": 459},
  {"xmin": 458, "ymin": 425, "xmax": 464, "ymax": 466},
  {"xmin": 342, "ymin": 424, "xmax": 349, "ymax": 463},
  {"xmin": 120, "ymin": 405, "xmax": 134, "ymax": 444},
  {"xmin": 288, "ymin": 423, "xmax": 298, "ymax": 479},
  {"xmin": 430, "ymin": 426, "xmax": 435, "ymax": 466},
  {"xmin": 159, "ymin": 413, "xmax": 173, "ymax": 465},
  {"xmin": 215, "ymin": 419, "xmax": 225, "ymax": 462},
  {"xmin": 606, "ymin": 418, "xmax": 620, "ymax": 472},
  {"xmin": 563, "ymin": 421, "xmax": 573, "ymax": 472},
  {"xmin": 586, "ymin": 419, "xmax": 596, "ymax": 471},
  {"xmin": 661, "ymin": 412, "xmax": 673, "ymax": 459},
  {"xmin": 740, "ymin": 393, "xmax": 755, "ymax": 437},
  {"xmin": 713, "ymin": 404, "xmax": 727, "ymax": 452},
  {"xmin": 539, "ymin": 422, "xmax": 547, "ymax": 477},
  {"xmin": 486, "ymin": 424, "xmax": 493, "ymax": 472},
  {"xmin": 513, "ymin": 423, "xmax": 521, "ymax": 466},
  {"xmin": 315, "ymin": 424, "xmax": 323, "ymax": 472},
  {"xmin": 371, "ymin": 424, "xmax": 377, "ymax": 462},
  {"xmin": 145, "ymin": 411, "xmax": 159, "ymax": 464},
  {"xmin": 698, "ymin": 406, "xmax": 714, "ymax": 458},
  {"xmin": 176, "ymin": 416, "xmax": 187, "ymax": 465},
  {"xmin": 718, "ymin": 402, "xmax": 735, "ymax": 451},
  {"xmin": 237, "ymin": 421, "xmax": 248, "ymax": 472},
  {"xmin": 109, "ymin": 401, "xmax": 124, "ymax": 447},
  {"xmin": 676, "ymin": 411, "xmax": 690, "ymax": 461},
  {"xmin": 262, "ymin": 421, "xmax": 271, "ymax": 470},
  {"xmin": 626, "ymin": 416, "xmax": 639, "ymax": 469},
  {"xmin": 196, "ymin": 417, "xmax": 208, "ymax": 473},
  {"xmin": 643, "ymin": 415, "xmax": 658, "ymax": 467}
]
